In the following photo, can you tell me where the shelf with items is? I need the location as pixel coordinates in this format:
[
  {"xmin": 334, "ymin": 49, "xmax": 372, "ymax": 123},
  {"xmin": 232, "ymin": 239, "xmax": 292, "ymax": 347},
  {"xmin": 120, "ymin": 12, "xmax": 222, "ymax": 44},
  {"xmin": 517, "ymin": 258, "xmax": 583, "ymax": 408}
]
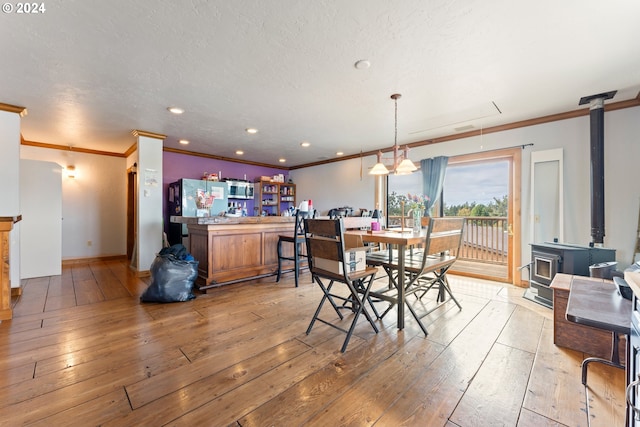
[
  {"xmin": 279, "ymin": 183, "xmax": 296, "ymax": 214},
  {"xmin": 255, "ymin": 182, "xmax": 281, "ymax": 216}
]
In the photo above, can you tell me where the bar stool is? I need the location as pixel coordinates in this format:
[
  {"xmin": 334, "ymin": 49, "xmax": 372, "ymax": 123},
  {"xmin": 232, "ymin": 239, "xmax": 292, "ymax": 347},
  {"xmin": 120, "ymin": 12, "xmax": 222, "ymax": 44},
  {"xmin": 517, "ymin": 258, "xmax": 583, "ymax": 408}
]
[{"xmin": 276, "ymin": 210, "xmax": 308, "ymax": 287}]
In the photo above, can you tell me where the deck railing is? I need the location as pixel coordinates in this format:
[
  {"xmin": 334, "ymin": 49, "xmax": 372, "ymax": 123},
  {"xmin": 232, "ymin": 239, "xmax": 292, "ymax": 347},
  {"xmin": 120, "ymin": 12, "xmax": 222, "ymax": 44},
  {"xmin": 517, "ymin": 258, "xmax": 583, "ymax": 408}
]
[
  {"xmin": 458, "ymin": 216, "xmax": 508, "ymax": 264},
  {"xmin": 387, "ymin": 215, "xmax": 508, "ymax": 265}
]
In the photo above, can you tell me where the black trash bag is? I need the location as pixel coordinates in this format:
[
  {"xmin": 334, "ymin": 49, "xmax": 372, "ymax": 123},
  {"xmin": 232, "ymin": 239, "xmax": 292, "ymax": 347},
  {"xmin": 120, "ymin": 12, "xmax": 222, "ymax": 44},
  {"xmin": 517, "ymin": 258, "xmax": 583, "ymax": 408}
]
[
  {"xmin": 140, "ymin": 254, "xmax": 198, "ymax": 303},
  {"xmin": 159, "ymin": 243, "xmax": 189, "ymax": 260}
]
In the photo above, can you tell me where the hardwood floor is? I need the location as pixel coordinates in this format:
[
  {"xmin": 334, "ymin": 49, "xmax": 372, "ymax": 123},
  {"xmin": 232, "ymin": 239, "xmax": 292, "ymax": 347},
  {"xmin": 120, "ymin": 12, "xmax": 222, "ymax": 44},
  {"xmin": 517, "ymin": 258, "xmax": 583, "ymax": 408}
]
[{"xmin": 0, "ymin": 260, "xmax": 626, "ymax": 426}]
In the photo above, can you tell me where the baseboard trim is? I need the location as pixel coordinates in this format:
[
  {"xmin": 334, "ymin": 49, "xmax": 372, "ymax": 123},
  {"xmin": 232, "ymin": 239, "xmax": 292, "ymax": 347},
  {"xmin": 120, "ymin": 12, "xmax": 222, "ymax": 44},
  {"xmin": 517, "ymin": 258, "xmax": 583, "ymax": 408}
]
[
  {"xmin": 62, "ymin": 254, "xmax": 128, "ymax": 266},
  {"xmin": 128, "ymin": 265, "xmax": 150, "ymax": 277},
  {"xmin": 11, "ymin": 287, "xmax": 22, "ymax": 297}
]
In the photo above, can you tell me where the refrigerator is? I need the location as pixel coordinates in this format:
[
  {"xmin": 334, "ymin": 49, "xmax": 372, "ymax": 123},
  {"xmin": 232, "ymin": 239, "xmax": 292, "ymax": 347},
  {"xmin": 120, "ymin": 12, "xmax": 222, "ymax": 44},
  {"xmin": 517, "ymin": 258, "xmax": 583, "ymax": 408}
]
[{"xmin": 167, "ymin": 179, "xmax": 228, "ymax": 245}]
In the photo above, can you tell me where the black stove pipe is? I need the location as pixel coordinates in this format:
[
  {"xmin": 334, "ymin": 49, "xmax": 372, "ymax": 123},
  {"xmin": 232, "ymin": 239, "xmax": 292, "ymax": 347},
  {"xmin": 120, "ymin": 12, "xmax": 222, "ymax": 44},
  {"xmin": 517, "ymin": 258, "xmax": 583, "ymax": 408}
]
[
  {"xmin": 589, "ymin": 98, "xmax": 605, "ymax": 244},
  {"xmin": 579, "ymin": 90, "xmax": 616, "ymax": 246}
]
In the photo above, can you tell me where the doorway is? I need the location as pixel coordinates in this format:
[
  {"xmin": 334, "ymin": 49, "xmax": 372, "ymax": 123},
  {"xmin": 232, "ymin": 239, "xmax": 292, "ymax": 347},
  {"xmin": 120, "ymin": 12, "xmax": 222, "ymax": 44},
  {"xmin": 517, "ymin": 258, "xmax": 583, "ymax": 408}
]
[
  {"xmin": 126, "ymin": 165, "xmax": 137, "ymax": 261},
  {"xmin": 445, "ymin": 148, "xmax": 522, "ymax": 285}
]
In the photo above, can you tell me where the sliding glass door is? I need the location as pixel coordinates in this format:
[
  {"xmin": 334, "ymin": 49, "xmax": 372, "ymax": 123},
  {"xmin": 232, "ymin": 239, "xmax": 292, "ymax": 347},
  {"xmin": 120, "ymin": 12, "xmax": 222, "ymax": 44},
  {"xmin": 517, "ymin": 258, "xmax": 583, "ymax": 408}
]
[{"xmin": 386, "ymin": 147, "xmax": 522, "ymax": 285}]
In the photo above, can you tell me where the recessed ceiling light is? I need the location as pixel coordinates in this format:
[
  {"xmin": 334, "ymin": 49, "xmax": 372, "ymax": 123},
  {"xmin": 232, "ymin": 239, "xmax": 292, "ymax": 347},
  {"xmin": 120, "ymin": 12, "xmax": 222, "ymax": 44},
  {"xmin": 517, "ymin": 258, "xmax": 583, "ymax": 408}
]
[
  {"xmin": 246, "ymin": 128, "xmax": 258, "ymax": 134},
  {"xmin": 278, "ymin": 158, "xmax": 286, "ymax": 163},
  {"xmin": 236, "ymin": 150, "xmax": 244, "ymax": 155},
  {"xmin": 336, "ymin": 151, "xmax": 344, "ymax": 156},
  {"xmin": 300, "ymin": 141, "xmax": 311, "ymax": 147},
  {"xmin": 179, "ymin": 139, "xmax": 189, "ymax": 145},
  {"xmin": 354, "ymin": 59, "xmax": 371, "ymax": 70},
  {"xmin": 167, "ymin": 107, "xmax": 184, "ymax": 114}
]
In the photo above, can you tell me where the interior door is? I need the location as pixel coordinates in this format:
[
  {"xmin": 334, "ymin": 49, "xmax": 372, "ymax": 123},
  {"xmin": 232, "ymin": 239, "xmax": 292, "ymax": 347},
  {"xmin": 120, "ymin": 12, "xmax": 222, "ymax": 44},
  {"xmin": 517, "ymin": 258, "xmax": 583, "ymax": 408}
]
[
  {"xmin": 20, "ymin": 159, "xmax": 62, "ymax": 278},
  {"xmin": 530, "ymin": 149, "xmax": 564, "ymax": 243}
]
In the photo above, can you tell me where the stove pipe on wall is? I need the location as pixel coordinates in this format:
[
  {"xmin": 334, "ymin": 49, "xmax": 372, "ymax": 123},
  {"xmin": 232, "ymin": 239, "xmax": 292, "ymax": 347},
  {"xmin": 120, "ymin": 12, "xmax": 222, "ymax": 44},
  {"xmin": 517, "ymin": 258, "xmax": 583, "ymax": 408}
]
[{"xmin": 578, "ymin": 90, "xmax": 616, "ymax": 246}]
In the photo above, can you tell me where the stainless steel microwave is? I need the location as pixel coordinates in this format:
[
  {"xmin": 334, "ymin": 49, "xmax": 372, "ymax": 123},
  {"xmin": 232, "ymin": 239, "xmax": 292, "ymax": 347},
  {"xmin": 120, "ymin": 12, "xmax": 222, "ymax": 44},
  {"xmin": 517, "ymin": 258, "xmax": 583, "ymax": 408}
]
[{"xmin": 224, "ymin": 180, "xmax": 254, "ymax": 199}]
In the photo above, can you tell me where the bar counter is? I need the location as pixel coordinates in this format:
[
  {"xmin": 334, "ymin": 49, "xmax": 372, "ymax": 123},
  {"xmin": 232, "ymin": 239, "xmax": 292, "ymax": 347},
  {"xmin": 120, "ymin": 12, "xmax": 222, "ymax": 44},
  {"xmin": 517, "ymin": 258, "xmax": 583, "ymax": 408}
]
[{"xmin": 170, "ymin": 215, "xmax": 297, "ymax": 291}]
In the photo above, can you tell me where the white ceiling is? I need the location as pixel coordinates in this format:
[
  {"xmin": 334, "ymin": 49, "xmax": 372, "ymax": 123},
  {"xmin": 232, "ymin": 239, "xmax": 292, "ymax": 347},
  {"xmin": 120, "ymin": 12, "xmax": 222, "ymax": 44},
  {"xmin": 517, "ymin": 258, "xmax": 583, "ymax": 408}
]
[{"xmin": 3, "ymin": 0, "xmax": 640, "ymax": 168}]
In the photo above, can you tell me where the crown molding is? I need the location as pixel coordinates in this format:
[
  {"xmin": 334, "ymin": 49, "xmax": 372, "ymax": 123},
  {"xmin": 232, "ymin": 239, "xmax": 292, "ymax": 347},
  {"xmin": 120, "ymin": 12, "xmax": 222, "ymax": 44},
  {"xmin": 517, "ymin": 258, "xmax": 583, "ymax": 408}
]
[
  {"xmin": 21, "ymin": 140, "xmax": 126, "ymax": 158},
  {"xmin": 131, "ymin": 130, "xmax": 166, "ymax": 140},
  {"xmin": 163, "ymin": 146, "xmax": 291, "ymax": 170},
  {"xmin": 124, "ymin": 143, "xmax": 137, "ymax": 157},
  {"xmin": 0, "ymin": 103, "xmax": 27, "ymax": 117}
]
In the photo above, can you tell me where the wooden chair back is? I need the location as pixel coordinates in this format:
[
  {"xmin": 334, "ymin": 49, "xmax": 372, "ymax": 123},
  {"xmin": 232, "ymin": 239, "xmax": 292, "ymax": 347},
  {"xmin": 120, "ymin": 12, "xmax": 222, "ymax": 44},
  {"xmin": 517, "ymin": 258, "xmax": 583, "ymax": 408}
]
[
  {"xmin": 304, "ymin": 218, "xmax": 345, "ymax": 270},
  {"xmin": 424, "ymin": 217, "xmax": 465, "ymax": 257}
]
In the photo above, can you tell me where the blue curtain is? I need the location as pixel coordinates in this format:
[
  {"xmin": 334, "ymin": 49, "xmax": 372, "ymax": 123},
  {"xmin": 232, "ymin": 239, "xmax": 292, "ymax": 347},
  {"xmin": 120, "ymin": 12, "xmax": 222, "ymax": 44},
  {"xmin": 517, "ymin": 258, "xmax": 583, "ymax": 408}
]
[{"xmin": 421, "ymin": 156, "xmax": 449, "ymax": 215}]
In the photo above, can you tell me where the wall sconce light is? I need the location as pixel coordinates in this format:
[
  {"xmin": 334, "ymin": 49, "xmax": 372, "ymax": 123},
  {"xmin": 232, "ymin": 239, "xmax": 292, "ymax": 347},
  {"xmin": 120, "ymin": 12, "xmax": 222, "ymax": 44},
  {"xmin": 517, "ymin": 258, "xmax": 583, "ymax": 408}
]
[{"xmin": 66, "ymin": 165, "xmax": 76, "ymax": 179}]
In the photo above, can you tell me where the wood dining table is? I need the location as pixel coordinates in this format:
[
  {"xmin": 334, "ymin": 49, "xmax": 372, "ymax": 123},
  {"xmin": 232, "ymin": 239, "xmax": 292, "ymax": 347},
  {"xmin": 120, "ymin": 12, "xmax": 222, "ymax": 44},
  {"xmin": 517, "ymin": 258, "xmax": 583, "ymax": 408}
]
[{"xmin": 345, "ymin": 228, "xmax": 426, "ymax": 330}]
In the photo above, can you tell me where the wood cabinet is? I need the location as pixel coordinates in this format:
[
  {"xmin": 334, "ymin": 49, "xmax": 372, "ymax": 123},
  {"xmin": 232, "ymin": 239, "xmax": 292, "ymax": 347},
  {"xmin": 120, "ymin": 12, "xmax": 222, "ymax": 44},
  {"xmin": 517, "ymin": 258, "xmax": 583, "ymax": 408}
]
[
  {"xmin": 1, "ymin": 215, "xmax": 21, "ymax": 320},
  {"xmin": 550, "ymin": 273, "xmax": 625, "ymax": 361},
  {"xmin": 254, "ymin": 181, "xmax": 296, "ymax": 216}
]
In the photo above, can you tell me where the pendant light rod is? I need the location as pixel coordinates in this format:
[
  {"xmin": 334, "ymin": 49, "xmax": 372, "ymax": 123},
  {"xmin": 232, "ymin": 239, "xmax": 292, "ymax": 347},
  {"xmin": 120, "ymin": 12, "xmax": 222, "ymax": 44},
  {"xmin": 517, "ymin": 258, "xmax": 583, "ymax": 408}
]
[
  {"xmin": 391, "ymin": 93, "xmax": 401, "ymax": 149},
  {"xmin": 370, "ymin": 93, "xmax": 417, "ymax": 175}
]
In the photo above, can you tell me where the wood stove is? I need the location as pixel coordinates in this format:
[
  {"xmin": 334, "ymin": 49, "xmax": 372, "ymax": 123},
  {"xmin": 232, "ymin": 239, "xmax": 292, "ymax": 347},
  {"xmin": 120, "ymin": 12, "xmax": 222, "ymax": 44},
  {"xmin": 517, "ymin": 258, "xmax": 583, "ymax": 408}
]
[
  {"xmin": 526, "ymin": 91, "xmax": 619, "ymax": 309},
  {"xmin": 527, "ymin": 242, "xmax": 615, "ymax": 308}
]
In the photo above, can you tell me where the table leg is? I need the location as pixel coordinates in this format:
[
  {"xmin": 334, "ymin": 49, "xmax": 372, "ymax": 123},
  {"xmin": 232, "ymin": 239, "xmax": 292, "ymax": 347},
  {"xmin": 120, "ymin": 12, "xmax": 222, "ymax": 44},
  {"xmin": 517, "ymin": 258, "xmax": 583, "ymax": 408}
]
[{"xmin": 398, "ymin": 244, "xmax": 405, "ymax": 330}]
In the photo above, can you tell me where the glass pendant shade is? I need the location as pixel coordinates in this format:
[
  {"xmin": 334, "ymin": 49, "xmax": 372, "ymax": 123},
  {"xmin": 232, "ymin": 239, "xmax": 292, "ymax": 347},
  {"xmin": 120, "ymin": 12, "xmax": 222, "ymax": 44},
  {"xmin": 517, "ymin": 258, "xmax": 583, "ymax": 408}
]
[
  {"xmin": 370, "ymin": 162, "xmax": 390, "ymax": 175},
  {"xmin": 396, "ymin": 158, "xmax": 418, "ymax": 174},
  {"xmin": 370, "ymin": 151, "xmax": 389, "ymax": 175}
]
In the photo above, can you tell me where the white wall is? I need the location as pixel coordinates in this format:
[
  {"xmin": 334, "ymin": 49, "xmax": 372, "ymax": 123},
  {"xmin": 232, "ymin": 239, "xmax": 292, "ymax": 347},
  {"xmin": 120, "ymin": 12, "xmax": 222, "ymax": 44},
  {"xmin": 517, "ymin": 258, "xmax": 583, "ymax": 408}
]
[
  {"xmin": 292, "ymin": 106, "xmax": 640, "ymax": 273},
  {"xmin": 20, "ymin": 146, "xmax": 127, "ymax": 260},
  {"xmin": 0, "ymin": 110, "xmax": 22, "ymax": 287},
  {"xmin": 291, "ymin": 157, "xmax": 375, "ymax": 215},
  {"xmin": 136, "ymin": 135, "xmax": 164, "ymax": 272}
]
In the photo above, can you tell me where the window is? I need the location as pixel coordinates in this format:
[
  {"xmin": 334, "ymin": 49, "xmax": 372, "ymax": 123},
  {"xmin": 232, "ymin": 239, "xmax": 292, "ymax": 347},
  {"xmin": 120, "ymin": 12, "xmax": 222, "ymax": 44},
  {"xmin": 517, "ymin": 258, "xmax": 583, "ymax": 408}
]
[{"xmin": 443, "ymin": 160, "xmax": 509, "ymax": 217}]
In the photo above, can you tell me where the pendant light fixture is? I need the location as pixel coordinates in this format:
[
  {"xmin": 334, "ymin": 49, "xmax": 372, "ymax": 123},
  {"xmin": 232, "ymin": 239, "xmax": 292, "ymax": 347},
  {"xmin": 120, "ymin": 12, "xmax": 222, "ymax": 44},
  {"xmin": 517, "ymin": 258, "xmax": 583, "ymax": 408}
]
[{"xmin": 369, "ymin": 93, "xmax": 417, "ymax": 175}]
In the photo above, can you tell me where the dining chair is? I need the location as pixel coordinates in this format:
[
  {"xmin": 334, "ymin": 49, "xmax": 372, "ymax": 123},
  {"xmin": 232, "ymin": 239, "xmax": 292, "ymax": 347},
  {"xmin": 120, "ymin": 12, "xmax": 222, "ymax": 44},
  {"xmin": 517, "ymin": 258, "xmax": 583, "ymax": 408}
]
[
  {"xmin": 276, "ymin": 209, "xmax": 309, "ymax": 287},
  {"xmin": 303, "ymin": 218, "xmax": 379, "ymax": 352},
  {"xmin": 368, "ymin": 217, "xmax": 464, "ymax": 336},
  {"xmin": 403, "ymin": 217, "xmax": 464, "ymax": 333}
]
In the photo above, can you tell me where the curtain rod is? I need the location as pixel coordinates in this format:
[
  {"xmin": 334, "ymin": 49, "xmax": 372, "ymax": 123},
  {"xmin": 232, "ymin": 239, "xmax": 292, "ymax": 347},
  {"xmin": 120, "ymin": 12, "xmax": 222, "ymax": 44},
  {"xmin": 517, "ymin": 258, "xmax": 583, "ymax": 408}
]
[
  {"xmin": 477, "ymin": 142, "xmax": 534, "ymax": 154},
  {"xmin": 458, "ymin": 142, "xmax": 534, "ymax": 158}
]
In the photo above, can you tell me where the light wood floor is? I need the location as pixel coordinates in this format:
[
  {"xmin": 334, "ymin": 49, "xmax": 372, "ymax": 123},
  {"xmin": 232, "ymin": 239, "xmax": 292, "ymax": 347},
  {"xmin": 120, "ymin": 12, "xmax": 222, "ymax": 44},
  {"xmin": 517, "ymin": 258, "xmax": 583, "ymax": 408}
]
[{"xmin": 1, "ymin": 260, "xmax": 626, "ymax": 426}]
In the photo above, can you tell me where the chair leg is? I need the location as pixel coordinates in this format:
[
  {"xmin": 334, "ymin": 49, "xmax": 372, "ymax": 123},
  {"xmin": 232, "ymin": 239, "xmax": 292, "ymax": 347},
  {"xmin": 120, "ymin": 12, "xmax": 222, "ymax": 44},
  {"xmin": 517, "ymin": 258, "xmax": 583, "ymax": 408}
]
[
  {"xmin": 435, "ymin": 272, "xmax": 461, "ymax": 309},
  {"xmin": 353, "ymin": 277, "xmax": 381, "ymax": 323},
  {"xmin": 340, "ymin": 279, "xmax": 378, "ymax": 353},
  {"xmin": 276, "ymin": 239, "xmax": 283, "ymax": 283},
  {"xmin": 294, "ymin": 242, "xmax": 300, "ymax": 287},
  {"xmin": 357, "ymin": 277, "xmax": 380, "ymax": 333},
  {"xmin": 404, "ymin": 298, "xmax": 429, "ymax": 336},
  {"xmin": 306, "ymin": 279, "xmax": 341, "ymax": 335},
  {"xmin": 366, "ymin": 295, "xmax": 381, "ymax": 319}
]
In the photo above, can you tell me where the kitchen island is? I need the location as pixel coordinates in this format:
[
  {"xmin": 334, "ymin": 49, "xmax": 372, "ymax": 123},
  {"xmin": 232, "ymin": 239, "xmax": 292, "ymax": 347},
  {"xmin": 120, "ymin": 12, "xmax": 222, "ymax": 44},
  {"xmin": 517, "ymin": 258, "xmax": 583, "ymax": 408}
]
[{"xmin": 170, "ymin": 216, "xmax": 298, "ymax": 291}]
